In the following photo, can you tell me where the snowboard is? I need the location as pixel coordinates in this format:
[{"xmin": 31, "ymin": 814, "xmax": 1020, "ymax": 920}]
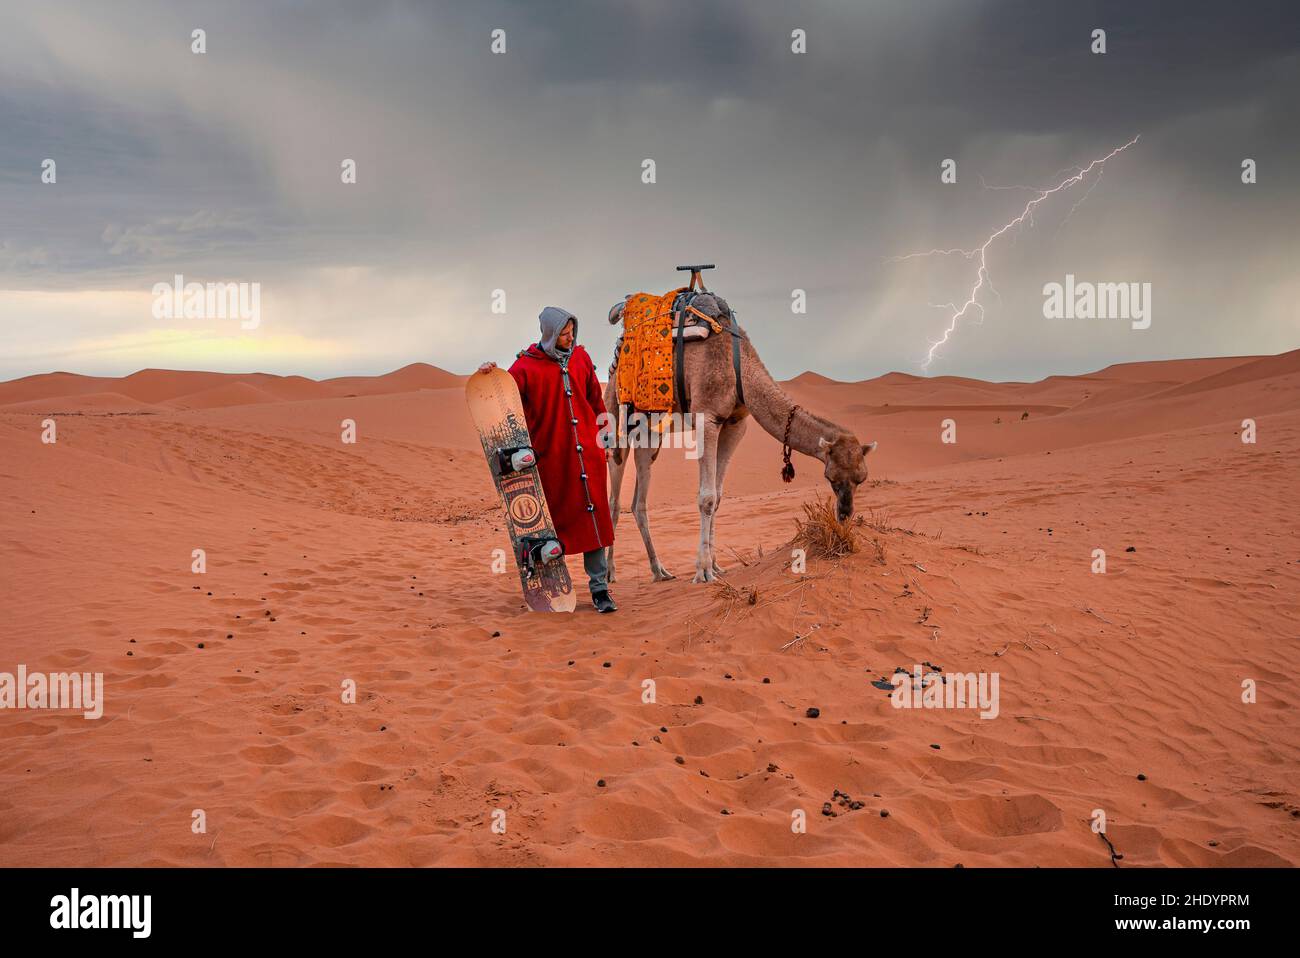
[{"xmin": 466, "ymin": 367, "xmax": 577, "ymax": 612}]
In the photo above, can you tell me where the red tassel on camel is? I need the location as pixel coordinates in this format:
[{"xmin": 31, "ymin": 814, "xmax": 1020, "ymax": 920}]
[{"xmin": 780, "ymin": 405, "xmax": 800, "ymax": 483}]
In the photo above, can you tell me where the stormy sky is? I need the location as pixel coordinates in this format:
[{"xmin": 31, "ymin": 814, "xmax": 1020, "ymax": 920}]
[{"xmin": 1, "ymin": 0, "xmax": 1297, "ymax": 382}]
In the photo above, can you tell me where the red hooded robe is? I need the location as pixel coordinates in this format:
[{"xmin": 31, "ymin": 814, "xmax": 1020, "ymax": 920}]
[{"xmin": 508, "ymin": 344, "xmax": 614, "ymax": 556}]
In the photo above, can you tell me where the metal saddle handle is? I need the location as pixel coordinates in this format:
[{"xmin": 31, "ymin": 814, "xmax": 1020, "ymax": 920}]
[{"xmin": 676, "ymin": 264, "xmax": 715, "ymax": 291}]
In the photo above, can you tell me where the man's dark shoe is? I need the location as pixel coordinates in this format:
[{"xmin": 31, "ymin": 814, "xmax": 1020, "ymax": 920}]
[{"xmin": 592, "ymin": 589, "xmax": 618, "ymax": 613}]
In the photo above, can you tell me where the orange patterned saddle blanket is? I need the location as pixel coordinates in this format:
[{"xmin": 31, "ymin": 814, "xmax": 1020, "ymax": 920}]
[{"xmin": 614, "ymin": 287, "xmax": 687, "ymax": 413}]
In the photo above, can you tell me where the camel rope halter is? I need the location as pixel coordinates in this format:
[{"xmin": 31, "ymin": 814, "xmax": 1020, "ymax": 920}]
[{"xmin": 781, "ymin": 405, "xmax": 800, "ymax": 483}]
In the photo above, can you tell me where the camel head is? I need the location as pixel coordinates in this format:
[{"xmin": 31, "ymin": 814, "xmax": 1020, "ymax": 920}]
[{"xmin": 818, "ymin": 435, "xmax": 877, "ymax": 521}]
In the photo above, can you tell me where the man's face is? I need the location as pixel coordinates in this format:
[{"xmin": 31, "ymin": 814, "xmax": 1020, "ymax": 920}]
[{"xmin": 556, "ymin": 319, "xmax": 576, "ymax": 350}]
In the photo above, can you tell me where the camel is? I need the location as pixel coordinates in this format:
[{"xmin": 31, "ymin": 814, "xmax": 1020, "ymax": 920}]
[{"xmin": 604, "ymin": 291, "xmax": 877, "ymax": 584}]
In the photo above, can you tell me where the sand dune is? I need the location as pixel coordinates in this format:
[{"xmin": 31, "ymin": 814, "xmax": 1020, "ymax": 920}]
[
  {"xmin": 1153, "ymin": 350, "xmax": 1300, "ymax": 399},
  {"xmin": 323, "ymin": 362, "xmax": 465, "ymax": 398},
  {"xmin": 0, "ymin": 352, "xmax": 1296, "ymax": 867},
  {"xmin": 163, "ymin": 381, "xmax": 285, "ymax": 410},
  {"xmin": 0, "ymin": 362, "xmax": 462, "ymax": 412},
  {"xmin": 0, "ymin": 391, "xmax": 165, "ymax": 415}
]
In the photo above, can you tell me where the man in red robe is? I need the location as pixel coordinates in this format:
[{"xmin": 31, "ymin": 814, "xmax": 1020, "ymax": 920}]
[{"xmin": 479, "ymin": 306, "xmax": 617, "ymax": 613}]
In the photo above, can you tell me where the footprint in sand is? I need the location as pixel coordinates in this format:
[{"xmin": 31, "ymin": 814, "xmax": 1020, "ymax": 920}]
[{"xmin": 240, "ymin": 743, "xmax": 298, "ymax": 766}]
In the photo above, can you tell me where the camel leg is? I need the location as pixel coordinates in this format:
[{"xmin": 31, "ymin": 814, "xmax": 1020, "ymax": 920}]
[
  {"xmin": 709, "ymin": 418, "xmax": 747, "ymax": 576},
  {"xmin": 692, "ymin": 418, "xmax": 721, "ymax": 584},
  {"xmin": 605, "ymin": 445, "xmax": 628, "ymax": 584},
  {"xmin": 631, "ymin": 445, "xmax": 673, "ymax": 581}
]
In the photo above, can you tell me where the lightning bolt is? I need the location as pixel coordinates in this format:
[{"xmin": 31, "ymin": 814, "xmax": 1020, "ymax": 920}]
[{"xmin": 891, "ymin": 135, "xmax": 1140, "ymax": 370}]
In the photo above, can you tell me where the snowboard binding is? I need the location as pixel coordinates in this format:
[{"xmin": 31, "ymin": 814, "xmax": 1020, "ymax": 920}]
[
  {"xmin": 495, "ymin": 445, "xmax": 537, "ymax": 475},
  {"xmin": 519, "ymin": 536, "xmax": 564, "ymax": 574}
]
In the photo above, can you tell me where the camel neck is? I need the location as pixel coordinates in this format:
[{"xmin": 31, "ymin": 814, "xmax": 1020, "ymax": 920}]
[{"xmin": 741, "ymin": 347, "xmax": 840, "ymax": 458}]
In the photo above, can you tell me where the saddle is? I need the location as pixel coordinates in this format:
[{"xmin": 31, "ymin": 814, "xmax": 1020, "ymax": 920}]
[
  {"xmin": 609, "ymin": 287, "xmax": 685, "ymax": 414},
  {"xmin": 608, "ymin": 267, "xmax": 746, "ymax": 418}
]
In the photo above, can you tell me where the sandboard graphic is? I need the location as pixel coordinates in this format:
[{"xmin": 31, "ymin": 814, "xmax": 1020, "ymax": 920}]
[{"xmin": 466, "ymin": 368, "xmax": 576, "ymax": 612}]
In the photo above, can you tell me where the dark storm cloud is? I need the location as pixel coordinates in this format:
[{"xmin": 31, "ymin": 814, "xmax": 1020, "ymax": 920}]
[{"xmin": 0, "ymin": 0, "xmax": 1296, "ymax": 379}]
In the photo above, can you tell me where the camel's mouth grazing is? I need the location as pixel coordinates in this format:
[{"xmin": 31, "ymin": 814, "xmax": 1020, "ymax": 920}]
[{"xmin": 833, "ymin": 483, "xmax": 855, "ymax": 522}]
